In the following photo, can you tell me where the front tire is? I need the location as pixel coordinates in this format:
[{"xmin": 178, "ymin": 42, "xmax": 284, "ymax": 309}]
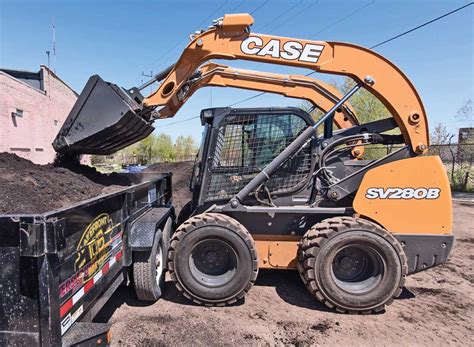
[
  {"xmin": 133, "ymin": 233, "xmax": 166, "ymax": 302},
  {"xmin": 168, "ymin": 213, "xmax": 258, "ymax": 306},
  {"xmin": 298, "ymin": 217, "xmax": 407, "ymax": 313}
]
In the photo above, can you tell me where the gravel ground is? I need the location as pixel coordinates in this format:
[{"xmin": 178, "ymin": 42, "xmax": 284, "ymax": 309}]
[{"xmin": 97, "ymin": 201, "xmax": 473, "ymax": 346}]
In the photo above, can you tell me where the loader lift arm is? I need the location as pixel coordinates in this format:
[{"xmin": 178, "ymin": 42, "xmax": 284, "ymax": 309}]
[
  {"xmin": 158, "ymin": 62, "xmax": 359, "ymax": 130},
  {"xmin": 144, "ymin": 13, "xmax": 429, "ymax": 153}
]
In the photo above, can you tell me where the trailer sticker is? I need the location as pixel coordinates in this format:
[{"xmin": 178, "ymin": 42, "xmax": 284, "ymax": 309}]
[
  {"xmin": 60, "ymin": 313, "xmax": 71, "ymax": 335},
  {"xmin": 61, "ymin": 305, "xmax": 83, "ymax": 336},
  {"xmin": 74, "ymin": 213, "xmax": 117, "ymax": 278},
  {"xmin": 59, "ymin": 231, "xmax": 123, "ymax": 299},
  {"xmin": 59, "ymin": 249, "xmax": 123, "ymax": 319}
]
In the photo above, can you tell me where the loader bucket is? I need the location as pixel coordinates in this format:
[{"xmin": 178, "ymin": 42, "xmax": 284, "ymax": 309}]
[{"xmin": 53, "ymin": 75, "xmax": 154, "ymax": 155}]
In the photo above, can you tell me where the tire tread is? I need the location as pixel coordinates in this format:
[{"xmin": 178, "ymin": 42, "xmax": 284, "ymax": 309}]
[
  {"xmin": 297, "ymin": 216, "xmax": 407, "ymax": 314},
  {"xmin": 168, "ymin": 213, "xmax": 258, "ymax": 306}
]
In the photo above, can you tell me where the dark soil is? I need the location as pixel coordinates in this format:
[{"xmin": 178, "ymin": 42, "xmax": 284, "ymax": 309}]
[
  {"xmin": 144, "ymin": 161, "xmax": 194, "ymax": 215},
  {"xmin": 0, "ymin": 154, "xmax": 194, "ymax": 215},
  {"xmin": 0, "ymin": 153, "xmax": 130, "ymax": 214}
]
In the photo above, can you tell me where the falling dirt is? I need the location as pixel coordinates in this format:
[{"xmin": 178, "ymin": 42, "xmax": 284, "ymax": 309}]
[{"xmin": 97, "ymin": 201, "xmax": 473, "ymax": 346}]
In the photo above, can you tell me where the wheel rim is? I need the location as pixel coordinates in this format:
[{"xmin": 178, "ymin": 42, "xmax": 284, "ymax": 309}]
[
  {"xmin": 331, "ymin": 245, "xmax": 385, "ymax": 294},
  {"xmin": 155, "ymin": 242, "xmax": 164, "ymax": 283},
  {"xmin": 189, "ymin": 239, "xmax": 238, "ymax": 287}
]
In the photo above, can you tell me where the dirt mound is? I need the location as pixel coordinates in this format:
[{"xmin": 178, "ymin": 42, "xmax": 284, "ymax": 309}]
[
  {"xmin": 0, "ymin": 152, "xmax": 129, "ymax": 214},
  {"xmin": 0, "ymin": 153, "xmax": 194, "ymax": 215},
  {"xmin": 144, "ymin": 161, "xmax": 194, "ymax": 214}
]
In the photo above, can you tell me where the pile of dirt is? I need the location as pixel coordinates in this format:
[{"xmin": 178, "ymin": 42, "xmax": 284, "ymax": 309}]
[
  {"xmin": 144, "ymin": 161, "xmax": 194, "ymax": 215},
  {"xmin": 0, "ymin": 153, "xmax": 194, "ymax": 215},
  {"xmin": 0, "ymin": 153, "xmax": 130, "ymax": 214}
]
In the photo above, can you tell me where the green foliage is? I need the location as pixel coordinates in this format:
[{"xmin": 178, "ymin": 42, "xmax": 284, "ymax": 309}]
[
  {"xmin": 301, "ymin": 77, "xmax": 391, "ymax": 126},
  {"xmin": 154, "ymin": 134, "xmax": 175, "ymax": 162},
  {"xmin": 300, "ymin": 77, "xmax": 393, "ymax": 160},
  {"xmin": 93, "ymin": 133, "xmax": 198, "ymax": 165},
  {"xmin": 175, "ymin": 135, "xmax": 197, "ymax": 160}
]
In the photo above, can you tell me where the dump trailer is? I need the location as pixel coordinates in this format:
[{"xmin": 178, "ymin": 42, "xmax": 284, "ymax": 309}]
[
  {"xmin": 52, "ymin": 13, "xmax": 453, "ymax": 313},
  {"xmin": 0, "ymin": 174, "xmax": 174, "ymax": 345}
]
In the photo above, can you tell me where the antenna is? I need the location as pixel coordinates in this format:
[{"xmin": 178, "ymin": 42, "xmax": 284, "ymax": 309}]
[
  {"xmin": 141, "ymin": 71, "xmax": 154, "ymax": 94},
  {"xmin": 52, "ymin": 18, "xmax": 56, "ymax": 72}
]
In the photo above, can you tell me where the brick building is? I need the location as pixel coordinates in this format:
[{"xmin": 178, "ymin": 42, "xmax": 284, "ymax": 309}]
[
  {"xmin": 0, "ymin": 65, "xmax": 78, "ymax": 164},
  {"xmin": 458, "ymin": 127, "xmax": 474, "ymax": 144}
]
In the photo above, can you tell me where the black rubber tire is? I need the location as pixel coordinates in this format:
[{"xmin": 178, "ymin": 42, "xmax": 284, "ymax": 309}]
[
  {"xmin": 133, "ymin": 232, "xmax": 166, "ymax": 301},
  {"xmin": 161, "ymin": 217, "xmax": 173, "ymax": 269},
  {"xmin": 168, "ymin": 213, "xmax": 258, "ymax": 306},
  {"xmin": 297, "ymin": 216, "xmax": 407, "ymax": 314},
  {"xmin": 177, "ymin": 200, "xmax": 193, "ymax": 227}
]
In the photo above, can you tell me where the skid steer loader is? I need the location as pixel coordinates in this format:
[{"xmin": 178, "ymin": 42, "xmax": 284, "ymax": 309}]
[{"xmin": 53, "ymin": 14, "xmax": 453, "ymax": 313}]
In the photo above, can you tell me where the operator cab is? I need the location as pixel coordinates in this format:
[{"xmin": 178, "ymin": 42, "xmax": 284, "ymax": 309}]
[
  {"xmin": 191, "ymin": 107, "xmax": 317, "ymax": 213},
  {"xmin": 187, "ymin": 106, "xmax": 406, "ymax": 218}
]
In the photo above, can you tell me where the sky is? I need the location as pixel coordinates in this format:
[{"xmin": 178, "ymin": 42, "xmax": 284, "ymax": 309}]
[{"xmin": 1, "ymin": 0, "xmax": 472, "ymax": 143}]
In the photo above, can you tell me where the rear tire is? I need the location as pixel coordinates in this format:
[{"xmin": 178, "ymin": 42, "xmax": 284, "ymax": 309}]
[
  {"xmin": 297, "ymin": 217, "xmax": 407, "ymax": 313},
  {"xmin": 133, "ymin": 233, "xmax": 166, "ymax": 301},
  {"xmin": 168, "ymin": 213, "xmax": 258, "ymax": 306}
]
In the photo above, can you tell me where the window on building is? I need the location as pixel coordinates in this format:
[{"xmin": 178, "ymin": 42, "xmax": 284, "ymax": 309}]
[
  {"xmin": 35, "ymin": 148, "xmax": 44, "ymax": 152},
  {"xmin": 54, "ymin": 120, "xmax": 59, "ymax": 126},
  {"xmin": 12, "ymin": 108, "xmax": 24, "ymax": 118},
  {"xmin": 10, "ymin": 147, "xmax": 31, "ymax": 152}
]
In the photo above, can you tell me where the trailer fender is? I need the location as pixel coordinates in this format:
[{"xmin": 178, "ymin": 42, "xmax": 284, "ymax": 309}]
[{"xmin": 129, "ymin": 207, "xmax": 174, "ymax": 251}]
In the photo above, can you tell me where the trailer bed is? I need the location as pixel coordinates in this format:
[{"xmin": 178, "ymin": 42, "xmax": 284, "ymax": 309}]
[{"xmin": 0, "ymin": 173, "xmax": 173, "ymax": 346}]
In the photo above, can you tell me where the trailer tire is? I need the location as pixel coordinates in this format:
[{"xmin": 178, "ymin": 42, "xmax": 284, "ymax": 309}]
[
  {"xmin": 297, "ymin": 216, "xmax": 407, "ymax": 313},
  {"xmin": 133, "ymin": 233, "xmax": 165, "ymax": 301},
  {"xmin": 168, "ymin": 213, "xmax": 258, "ymax": 306}
]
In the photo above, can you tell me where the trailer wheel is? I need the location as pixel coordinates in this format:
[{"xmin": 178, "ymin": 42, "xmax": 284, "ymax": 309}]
[
  {"xmin": 168, "ymin": 213, "xmax": 258, "ymax": 306},
  {"xmin": 297, "ymin": 217, "xmax": 407, "ymax": 313},
  {"xmin": 133, "ymin": 233, "xmax": 166, "ymax": 301}
]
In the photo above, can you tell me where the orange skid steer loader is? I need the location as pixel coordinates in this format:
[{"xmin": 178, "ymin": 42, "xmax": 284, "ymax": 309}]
[{"xmin": 54, "ymin": 14, "xmax": 453, "ymax": 313}]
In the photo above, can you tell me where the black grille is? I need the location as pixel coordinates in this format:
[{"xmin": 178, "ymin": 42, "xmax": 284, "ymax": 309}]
[{"xmin": 205, "ymin": 113, "xmax": 312, "ymax": 201}]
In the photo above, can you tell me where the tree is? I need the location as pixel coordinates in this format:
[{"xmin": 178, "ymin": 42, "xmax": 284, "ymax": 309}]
[
  {"xmin": 175, "ymin": 135, "xmax": 197, "ymax": 160},
  {"xmin": 455, "ymin": 99, "xmax": 472, "ymax": 127},
  {"xmin": 430, "ymin": 123, "xmax": 451, "ymax": 145},
  {"xmin": 154, "ymin": 133, "xmax": 175, "ymax": 162},
  {"xmin": 302, "ymin": 77, "xmax": 390, "ymax": 126},
  {"xmin": 137, "ymin": 135, "xmax": 158, "ymax": 163},
  {"xmin": 301, "ymin": 77, "xmax": 392, "ymax": 159}
]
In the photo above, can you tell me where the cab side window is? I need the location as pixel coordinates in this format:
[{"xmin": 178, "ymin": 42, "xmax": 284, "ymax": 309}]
[{"xmin": 206, "ymin": 112, "xmax": 311, "ymax": 202}]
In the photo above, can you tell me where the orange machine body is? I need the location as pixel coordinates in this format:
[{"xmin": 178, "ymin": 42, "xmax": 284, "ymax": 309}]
[
  {"xmin": 144, "ymin": 13, "xmax": 429, "ymax": 154},
  {"xmin": 354, "ymin": 156, "xmax": 452, "ymax": 235},
  {"xmin": 158, "ymin": 62, "xmax": 358, "ymax": 129}
]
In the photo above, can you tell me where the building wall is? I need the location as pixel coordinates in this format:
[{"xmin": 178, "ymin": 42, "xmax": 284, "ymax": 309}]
[
  {"xmin": 0, "ymin": 66, "xmax": 78, "ymax": 164},
  {"xmin": 458, "ymin": 128, "xmax": 474, "ymax": 144}
]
